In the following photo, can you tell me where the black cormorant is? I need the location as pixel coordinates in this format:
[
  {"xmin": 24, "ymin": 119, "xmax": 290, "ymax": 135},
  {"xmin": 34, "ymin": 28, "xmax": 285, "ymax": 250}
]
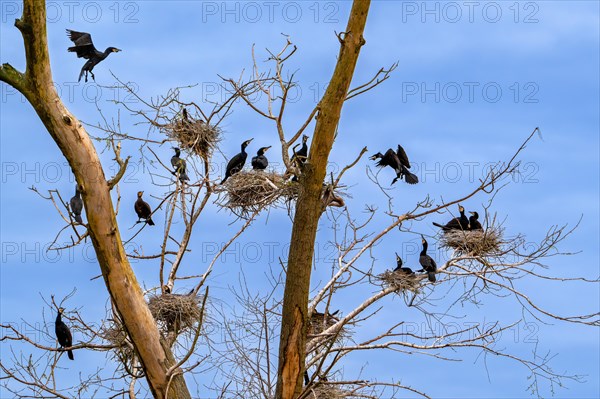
[
  {"xmin": 66, "ymin": 30, "xmax": 121, "ymax": 82},
  {"xmin": 418, "ymin": 236, "xmax": 437, "ymax": 283},
  {"xmin": 252, "ymin": 146, "xmax": 271, "ymax": 170},
  {"xmin": 370, "ymin": 147, "xmax": 418, "ymax": 185},
  {"xmin": 468, "ymin": 211, "xmax": 483, "ymax": 231},
  {"xmin": 69, "ymin": 186, "xmax": 83, "ymax": 224},
  {"xmin": 171, "ymin": 147, "xmax": 190, "ymax": 182},
  {"xmin": 134, "ymin": 191, "xmax": 155, "ymax": 226},
  {"xmin": 394, "ymin": 253, "xmax": 414, "ymax": 275},
  {"xmin": 433, "ymin": 204, "xmax": 469, "ymax": 231},
  {"xmin": 55, "ymin": 308, "xmax": 74, "ymax": 360},
  {"xmin": 291, "ymin": 134, "xmax": 309, "ymax": 167},
  {"xmin": 221, "ymin": 139, "xmax": 253, "ymax": 184},
  {"xmin": 395, "ymin": 144, "xmax": 419, "ymax": 184}
]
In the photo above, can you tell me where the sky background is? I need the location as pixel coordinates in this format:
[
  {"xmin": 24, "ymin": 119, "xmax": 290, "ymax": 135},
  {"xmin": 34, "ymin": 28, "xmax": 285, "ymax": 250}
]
[{"xmin": 1, "ymin": 1, "xmax": 599, "ymax": 398}]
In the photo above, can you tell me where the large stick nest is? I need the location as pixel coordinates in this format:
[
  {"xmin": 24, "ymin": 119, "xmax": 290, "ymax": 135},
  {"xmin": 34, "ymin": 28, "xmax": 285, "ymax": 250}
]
[
  {"xmin": 378, "ymin": 270, "xmax": 420, "ymax": 293},
  {"xmin": 305, "ymin": 384, "xmax": 352, "ymax": 399},
  {"xmin": 148, "ymin": 292, "xmax": 203, "ymax": 334},
  {"xmin": 215, "ymin": 171, "xmax": 300, "ymax": 218},
  {"xmin": 164, "ymin": 116, "xmax": 221, "ymax": 159},
  {"xmin": 439, "ymin": 226, "xmax": 503, "ymax": 256}
]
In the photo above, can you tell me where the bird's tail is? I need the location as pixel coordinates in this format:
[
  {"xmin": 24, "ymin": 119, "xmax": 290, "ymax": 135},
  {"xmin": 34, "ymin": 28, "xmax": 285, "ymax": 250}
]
[
  {"xmin": 401, "ymin": 166, "xmax": 419, "ymax": 184},
  {"xmin": 147, "ymin": 218, "xmax": 155, "ymax": 226},
  {"xmin": 74, "ymin": 214, "xmax": 83, "ymax": 224},
  {"xmin": 432, "ymin": 222, "xmax": 447, "ymax": 229},
  {"xmin": 428, "ymin": 272, "xmax": 436, "ymax": 283},
  {"xmin": 67, "ymin": 349, "xmax": 74, "ymax": 360},
  {"xmin": 180, "ymin": 172, "xmax": 190, "ymax": 182},
  {"xmin": 220, "ymin": 176, "xmax": 228, "ymax": 185}
]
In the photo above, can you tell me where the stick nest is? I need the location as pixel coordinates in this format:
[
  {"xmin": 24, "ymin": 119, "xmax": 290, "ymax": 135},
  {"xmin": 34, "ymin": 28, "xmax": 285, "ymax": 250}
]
[
  {"xmin": 148, "ymin": 293, "xmax": 203, "ymax": 334},
  {"xmin": 164, "ymin": 117, "xmax": 221, "ymax": 159},
  {"xmin": 439, "ymin": 226, "xmax": 503, "ymax": 256},
  {"xmin": 215, "ymin": 171, "xmax": 300, "ymax": 218},
  {"xmin": 101, "ymin": 322, "xmax": 136, "ymax": 367},
  {"xmin": 305, "ymin": 384, "xmax": 351, "ymax": 399},
  {"xmin": 378, "ymin": 270, "xmax": 420, "ymax": 293}
]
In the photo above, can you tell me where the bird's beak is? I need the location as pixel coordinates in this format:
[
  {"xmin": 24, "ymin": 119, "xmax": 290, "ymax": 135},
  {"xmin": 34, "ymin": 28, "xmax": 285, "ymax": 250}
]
[
  {"xmin": 264, "ymin": 146, "xmax": 272, "ymax": 152},
  {"xmin": 247, "ymin": 138, "xmax": 254, "ymax": 143},
  {"xmin": 369, "ymin": 154, "xmax": 377, "ymax": 160},
  {"xmin": 114, "ymin": 48, "xmax": 122, "ymax": 52},
  {"xmin": 469, "ymin": 211, "xmax": 474, "ymax": 215}
]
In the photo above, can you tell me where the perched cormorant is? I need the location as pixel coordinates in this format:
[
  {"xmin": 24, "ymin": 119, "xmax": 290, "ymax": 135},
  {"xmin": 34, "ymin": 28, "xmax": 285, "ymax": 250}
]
[
  {"xmin": 182, "ymin": 108, "xmax": 190, "ymax": 122},
  {"xmin": 291, "ymin": 135, "xmax": 309, "ymax": 167},
  {"xmin": 55, "ymin": 308, "xmax": 74, "ymax": 360},
  {"xmin": 134, "ymin": 191, "xmax": 155, "ymax": 226},
  {"xmin": 370, "ymin": 147, "xmax": 418, "ymax": 185},
  {"xmin": 252, "ymin": 146, "xmax": 271, "ymax": 170},
  {"xmin": 468, "ymin": 211, "xmax": 483, "ymax": 231},
  {"xmin": 66, "ymin": 30, "xmax": 121, "ymax": 82},
  {"xmin": 433, "ymin": 204, "xmax": 469, "ymax": 231},
  {"xmin": 394, "ymin": 253, "xmax": 414, "ymax": 275},
  {"xmin": 418, "ymin": 236, "xmax": 437, "ymax": 283},
  {"xmin": 171, "ymin": 147, "xmax": 190, "ymax": 182},
  {"xmin": 221, "ymin": 139, "xmax": 253, "ymax": 184},
  {"xmin": 69, "ymin": 186, "xmax": 83, "ymax": 224}
]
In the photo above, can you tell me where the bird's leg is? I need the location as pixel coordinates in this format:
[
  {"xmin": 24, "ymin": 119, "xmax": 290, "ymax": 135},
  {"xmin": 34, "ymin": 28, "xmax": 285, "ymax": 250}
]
[
  {"xmin": 90, "ymin": 71, "xmax": 96, "ymax": 81},
  {"xmin": 84, "ymin": 72, "xmax": 88, "ymax": 83}
]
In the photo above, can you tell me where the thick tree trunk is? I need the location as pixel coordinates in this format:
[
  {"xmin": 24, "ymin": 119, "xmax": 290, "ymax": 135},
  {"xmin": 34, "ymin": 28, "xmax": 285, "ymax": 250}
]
[
  {"xmin": 0, "ymin": 1, "xmax": 190, "ymax": 398},
  {"xmin": 275, "ymin": 1, "xmax": 371, "ymax": 398}
]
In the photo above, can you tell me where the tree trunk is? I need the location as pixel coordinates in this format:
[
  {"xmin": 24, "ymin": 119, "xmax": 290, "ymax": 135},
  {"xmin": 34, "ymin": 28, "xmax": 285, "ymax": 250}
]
[
  {"xmin": 0, "ymin": 1, "xmax": 190, "ymax": 398},
  {"xmin": 275, "ymin": 1, "xmax": 371, "ymax": 398}
]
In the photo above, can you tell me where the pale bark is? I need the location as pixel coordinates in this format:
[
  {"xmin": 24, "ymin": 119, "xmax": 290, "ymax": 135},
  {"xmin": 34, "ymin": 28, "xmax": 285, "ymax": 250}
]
[
  {"xmin": 0, "ymin": 1, "xmax": 190, "ymax": 398},
  {"xmin": 275, "ymin": 1, "xmax": 372, "ymax": 398}
]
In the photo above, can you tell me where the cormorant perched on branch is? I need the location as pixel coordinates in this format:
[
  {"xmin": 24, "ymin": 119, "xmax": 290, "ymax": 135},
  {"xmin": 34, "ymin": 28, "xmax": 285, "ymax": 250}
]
[
  {"xmin": 433, "ymin": 204, "xmax": 469, "ymax": 231},
  {"xmin": 468, "ymin": 211, "xmax": 483, "ymax": 231},
  {"xmin": 171, "ymin": 147, "xmax": 190, "ymax": 182},
  {"xmin": 291, "ymin": 134, "xmax": 309, "ymax": 167},
  {"xmin": 69, "ymin": 186, "xmax": 83, "ymax": 224},
  {"xmin": 394, "ymin": 253, "xmax": 414, "ymax": 275},
  {"xmin": 221, "ymin": 139, "xmax": 253, "ymax": 184},
  {"xmin": 66, "ymin": 30, "xmax": 121, "ymax": 82},
  {"xmin": 55, "ymin": 308, "xmax": 74, "ymax": 360},
  {"xmin": 418, "ymin": 236, "xmax": 437, "ymax": 283},
  {"xmin": 370, "ymin": 146, "xmax": 418, "ymax": 185},
  {"xmin": 252, "ymin": 146, "xmax": 271, "ymax": 170},
  {"xmin": 134, "ymin": 191, "xmax": 155, "ymax": 226}
]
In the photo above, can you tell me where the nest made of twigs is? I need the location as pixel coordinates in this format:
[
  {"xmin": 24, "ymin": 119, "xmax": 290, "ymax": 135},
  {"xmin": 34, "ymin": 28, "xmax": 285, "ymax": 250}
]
[
  {"xmin": 308, "ymin": 312, "xmax": 340, "ymax": 337},
  {"xmin": 378, "ymin": 270, "xmax": 420, "ymax": 293},
  {"xmin": 101, "ymin": 322, "xmax": 136, "ymax": 366},
  {"xmin": 439, "ymin": 226, "xmax": 503, "ymax": 256},
  {"xmin": 215, "ymin": 170, "xmax": 300, "ymax": 217},
  {"xmin": 148, "ymin": 293, "xmax": 203, "ymax": 334},
  {"xmin": 305, "ymin": 384, "xmax": 352, "ymax": 399},
  {"xmin": 165, "ymin": 116, "xmax": 221, "ymax": 159}
]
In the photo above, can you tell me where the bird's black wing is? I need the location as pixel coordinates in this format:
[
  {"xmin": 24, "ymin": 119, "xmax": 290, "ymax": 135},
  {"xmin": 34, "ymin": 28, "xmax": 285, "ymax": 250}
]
[
  {"xmin": 66, "ymin": 30, "xmax": 97, "ymax": 59},
  {"xmin": 378, "ymin": 149, "xmax": 401, "ymax": 169},
  {"xmin": 396, "ymin": 145, "xmax": 411, "ymax": 168}
]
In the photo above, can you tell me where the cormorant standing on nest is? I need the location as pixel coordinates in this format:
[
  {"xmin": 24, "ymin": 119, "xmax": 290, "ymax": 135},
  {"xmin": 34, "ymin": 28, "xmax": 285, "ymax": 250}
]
[
  {"xmin": 252, "ymin": 146, "xmax": 271, "ymax": 170},
  {"xmin": 171, "ymin": 147, "xmax": 190, "ymax": 182},
  {"xmin": 134, "ymin": 191, "xmax": 155, "ymax": 225},
  {"xmin": 291, "ymin": 135, "xmax": 309, "ymax": 181},
  {"xmin": 370, "ymin": 146, "xmax": 418, "ymax": 185},
  {"xmin": 66, "ymin": 30, "xmax": 121, "ymax": 82},
  {"xmin": 182, "ymin": 108, "xmax": 190, "ymax": 122},
  {"xmin": 394, "ymin": 253, "xmax": 414, "ymax": 275},
  {"xmin": 468, "ymin": 211, "xmax": 483, "ymax": 231},
  {"xmin": 55, "ymin": 308, "xmax": 74, "ymax": 360},
  {"xmin": 69, "ymin": 186, "xmax": 83, "ymax": 224},
  {"xmin": 221, "ymin": 139, "xmax": 253, "ymax": 184},
  {"xmin": 433, "ymin": 204, "xmax": 469, "ymax": 231},
  {"xmin": 418, "ymin": 236, "xmax": 437, "ymax": 282}
]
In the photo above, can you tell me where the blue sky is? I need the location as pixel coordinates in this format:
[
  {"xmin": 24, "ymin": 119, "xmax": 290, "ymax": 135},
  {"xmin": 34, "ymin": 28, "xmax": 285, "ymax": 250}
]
[{"xmin": 1, "ymin": 1, "xmax": 599, "ymax": 398}]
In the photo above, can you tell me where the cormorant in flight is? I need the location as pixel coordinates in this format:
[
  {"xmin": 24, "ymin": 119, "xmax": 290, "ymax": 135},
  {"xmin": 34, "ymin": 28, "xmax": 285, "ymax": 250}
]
[
  {"xmin": 69, "ymin": 186, "xmax": 83, "ymax": 224},
  {"xmin": 252, "ymin": 146, "xmax": 271, "ymax": 170},
  {"xmin": 55, "ymin": 308, "xmax": 74, "ymax": 360},
  {"xmin": 370, "ymin": 145, "xmax": 418, "ymax": 185},
  {"xmin": 221, "ymin": 139, "xmax": 253, "ymax": 184},
  {"xmin": 468, "ymin": 211, "xmax": 483, "ymax": 231},
  {"xmin": 66, "ymin": 30, "xmax": 121, "ymax": 82},
  {"xmin": 418, "ymin": 236, "xmax": 437, "ymax": 283},
  {"xmin": 171, "ymin": 147, "xmax": 190, "ymax": 182},
  {"xmin": 433, "ymin": 204, "xmax": 469, "ymax": 231},
  {"xmin": 134, "ymin": 191, "xmax": 155, "ymax": 226},
  {"xmin": 394, "ymin": 253, "xmax": 414, "ymax": 275}
]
